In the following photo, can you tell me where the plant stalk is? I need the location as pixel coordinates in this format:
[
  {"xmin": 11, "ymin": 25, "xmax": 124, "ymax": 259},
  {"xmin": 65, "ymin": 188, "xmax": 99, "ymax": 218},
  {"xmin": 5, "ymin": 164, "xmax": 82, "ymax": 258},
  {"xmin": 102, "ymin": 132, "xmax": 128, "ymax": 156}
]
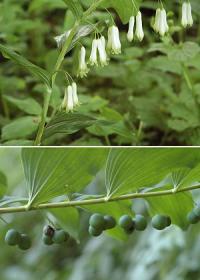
[
  {"xmin": 34, "ymin": 0, "xmax": 105, "ymax": 145},
  {"xmin": 0, "ymin": 184, "xmax": 200, "ymax": 215}
]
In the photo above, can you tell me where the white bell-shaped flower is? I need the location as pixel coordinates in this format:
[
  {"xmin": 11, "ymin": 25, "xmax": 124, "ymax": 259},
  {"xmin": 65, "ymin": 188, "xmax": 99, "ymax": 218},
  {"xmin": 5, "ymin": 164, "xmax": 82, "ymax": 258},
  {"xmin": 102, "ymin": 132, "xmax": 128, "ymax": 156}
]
[
  {"xmin": 78, "ymin": 46, "xmax": 89, "ymax": 78},
  {"xmin": 127, "ymin": 16, "xmax": 135, "ymax": 42},
  {"xmin": 154, "ymin": 8, "xmax": 168, "ymax": 36},
  {"xmin": 89, "ymin": 39, "xmax": 98, "ymax": 66},
  {"xmin": 72, "ymin": 82, "xmax": 79, "ymax": 106},
  {"xmin": 107, "ymin": 25, "xmax": 121, "ymax": 55},
  {"xmin": 153, "ymin": 8, "xmax": 161, "ymax": 33},
  {"xmin": 135, "ymin": 11, "xmax": 144, "ymax": 41},
  {"xmin": 182, "ymin": 2, "xmax": 193, "ymax": 27},
  {"xmin": 97, "ymin": 36, "xmax": 108, "ymax": 66},
  {"xmin": 66, "ymin": 85, "xmax": 74, "ymax": 112},
  {"xmin": 187, "ymin": 2, "xmax": 193, "ymax": 26},
  {"xmin": 160, "ymin": 9, "xmax": 169, "ymax": 36},
  {"xmin": 181, "ymin": 2, "xmax": 188, "ymax": 28}
]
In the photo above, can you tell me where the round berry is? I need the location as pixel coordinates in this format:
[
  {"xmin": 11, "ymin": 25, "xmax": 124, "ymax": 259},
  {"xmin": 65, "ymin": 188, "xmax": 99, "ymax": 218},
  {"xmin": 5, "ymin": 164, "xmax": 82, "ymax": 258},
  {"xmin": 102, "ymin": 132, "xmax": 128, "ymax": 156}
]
[
  {"xmin": 5, "ymin": 229, "xmax": 21, "ymax": 246},
  {"xmin": 104, "ymin": 215, "xmax": 116, "ymax": 230},
  {"xmin": 52, "ymin": 230, "xmax": 66, "ymax": 244},
  {"xmin": 42, "ymin": 235, "xmax": 53, "ymax": 245},
  {"xmin": 152, "ymin": 215, "xmax": 168, "ymax": 230},
  {"xmin": 89, "ymin": 214, "xmax": 105, "ymax": 230},
  {"xmin": 18, "ymin": 234, "xmax": 31, "ymax": 250},
  {"xmin": 187, "ymin": 210, "xmax": 199, "ymax": 224},
  {"xmin": 88, "ymin": 226, "xmax": 102, "ymax": 237},
  {"xmin": 134, "ymin": 215, "xmax": 147, "ymax": 231},
  {"xmin": 43, "ymin": 225, "xmax": 55, "ymax": 237},
  {"xmin": 119, "ymin": 215, "xmax": 133, "ymax": 230}
]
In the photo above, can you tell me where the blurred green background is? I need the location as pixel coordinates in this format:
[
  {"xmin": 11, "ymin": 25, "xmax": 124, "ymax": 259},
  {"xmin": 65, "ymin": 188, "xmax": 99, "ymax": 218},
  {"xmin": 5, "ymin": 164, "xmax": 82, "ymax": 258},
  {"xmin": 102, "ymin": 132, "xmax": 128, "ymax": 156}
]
[{"xmin": 0, "ymin": 149, "xmax": 200, "ymax": 280}]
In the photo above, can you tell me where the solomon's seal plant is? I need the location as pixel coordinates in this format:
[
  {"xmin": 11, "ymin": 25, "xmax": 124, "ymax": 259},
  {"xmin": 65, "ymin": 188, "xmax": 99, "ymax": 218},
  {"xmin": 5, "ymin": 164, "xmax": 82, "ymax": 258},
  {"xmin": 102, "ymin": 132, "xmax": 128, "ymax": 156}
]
[
  {"xmin": 1, "ymin": 147, "xmax": 200, "ymax": 251},
  {"xmin": 0, "ymin": 0, "xmax": 196, "ymax": 146}
]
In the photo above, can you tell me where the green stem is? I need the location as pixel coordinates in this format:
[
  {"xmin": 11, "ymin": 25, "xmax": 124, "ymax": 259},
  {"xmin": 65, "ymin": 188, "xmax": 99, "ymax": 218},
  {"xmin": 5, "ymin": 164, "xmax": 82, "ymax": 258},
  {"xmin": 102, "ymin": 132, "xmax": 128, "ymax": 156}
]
[
  {"xmin": 34, "ymin": 0, "xmax": 105, "ymax": 145},
  {"xmin": 34, "ymin": 86, "xmax": 52, "ymax": 145},
  {"xmin": 0, "ymin": 184, "xmax": 200, "ymax": 215}
]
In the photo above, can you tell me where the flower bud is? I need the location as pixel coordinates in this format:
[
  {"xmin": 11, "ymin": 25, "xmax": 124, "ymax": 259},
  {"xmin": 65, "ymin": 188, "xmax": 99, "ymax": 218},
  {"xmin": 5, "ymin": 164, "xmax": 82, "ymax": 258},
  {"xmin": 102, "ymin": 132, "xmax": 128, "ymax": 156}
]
[{"xmin": 127, "ymin": 16, "xmax": 135, "ymax": 42}]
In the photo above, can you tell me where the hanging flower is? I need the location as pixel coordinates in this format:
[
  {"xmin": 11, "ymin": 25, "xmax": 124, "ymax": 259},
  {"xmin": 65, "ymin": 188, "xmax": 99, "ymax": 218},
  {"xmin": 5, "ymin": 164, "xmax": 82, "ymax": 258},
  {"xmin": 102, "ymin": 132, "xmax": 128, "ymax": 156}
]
[
  {"xmin": 66, "ymin": 85, "xmax": 74, "ymax": 112},
  {"xmin": 89, "ymin": 39, "xmax": 98, "ymax": 66},
  {"xmin": 135, "ymin": 11, "xmax": 144, "ymax": 41},
  {"xmin": 77, "ymin": 46, "xmax": 89, "ymax": 78},
  {"xmin": 72, "ymin": 82, "xmax": 79, "ymax": 106},
  {"xmin": 61, "ymin": 83, "xmax": 79, "ymax": 112},
  {"xmin": 127, "ymin": 16, "xmax": 135, "ymax": 42},
  {"xmin": 107, "ymin": 25, "xmax": 121, "ymax": 55},
  {"xmin": 97, "ymin": 36, "xmax": 108, "ymax": 67},
  {"xmin": 153, "ymin": 8, "xmax": 161, "ymax": 33},
  {"xmin": 182, "ymin": 2, "xmax": 193, "ymax": 28},
  {"xmin": 153, "ymin": 8, "xmax": 169, "ymax": 36}
]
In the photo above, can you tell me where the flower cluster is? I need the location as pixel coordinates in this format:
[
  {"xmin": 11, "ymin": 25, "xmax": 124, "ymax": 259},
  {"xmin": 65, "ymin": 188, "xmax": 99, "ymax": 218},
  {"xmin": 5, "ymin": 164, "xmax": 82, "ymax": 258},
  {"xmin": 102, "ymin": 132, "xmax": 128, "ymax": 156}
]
[
  {"xmin": 127, "ymin": 11, "xmax": 144, "ymax": 42},
  {"xmin": 89, "ymin": 36, "xmax": 108, "ymax": 66},
  {"xmin": 57, "ymin": 2, "xmax": 193, "ymax": 113},
  {"xmin": 153, "ymin": 8, "xmax": 169, "ymax": 36},
  {"xmin": 61, "ymin": 82, "xmax": 79, "ymax": 112}
]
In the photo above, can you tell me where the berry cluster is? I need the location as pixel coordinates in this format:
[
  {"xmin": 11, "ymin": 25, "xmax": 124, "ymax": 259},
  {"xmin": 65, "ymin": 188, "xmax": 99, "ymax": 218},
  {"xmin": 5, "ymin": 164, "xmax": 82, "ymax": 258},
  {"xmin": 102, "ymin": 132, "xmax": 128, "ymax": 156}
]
[
  {"xmin": 5, "ymin": 229, "xmax": 31, "ymax": 250},
  {"xmin": 42, "ymin": 225, "xmax": 70, "ymax": 245},
  {"xmin": 187, "ymin": 206, "xmax": 200, "ymax": 224},
  {"xmin": 88, "ymin": 214, "xmax": 116, "ymax": 236},
  {"xmin": 88, "ymin": 213, "xmax": 172, "ymax": 237}
]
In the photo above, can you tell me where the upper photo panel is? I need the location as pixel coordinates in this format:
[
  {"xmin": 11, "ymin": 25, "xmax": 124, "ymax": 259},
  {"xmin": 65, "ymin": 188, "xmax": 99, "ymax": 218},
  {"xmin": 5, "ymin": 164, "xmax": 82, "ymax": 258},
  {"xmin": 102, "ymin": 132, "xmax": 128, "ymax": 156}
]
[{"xmin": 0, "ymin": 0, "xmax": 199, "ymax": 146}]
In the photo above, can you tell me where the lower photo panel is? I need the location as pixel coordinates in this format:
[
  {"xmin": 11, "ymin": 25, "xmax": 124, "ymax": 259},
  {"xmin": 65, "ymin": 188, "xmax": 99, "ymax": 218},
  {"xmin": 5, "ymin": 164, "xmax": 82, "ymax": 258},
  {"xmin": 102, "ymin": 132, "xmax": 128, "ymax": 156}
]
[{"xmin": 0, "ymin": 147, "xmax": 200, "ymax": 279}]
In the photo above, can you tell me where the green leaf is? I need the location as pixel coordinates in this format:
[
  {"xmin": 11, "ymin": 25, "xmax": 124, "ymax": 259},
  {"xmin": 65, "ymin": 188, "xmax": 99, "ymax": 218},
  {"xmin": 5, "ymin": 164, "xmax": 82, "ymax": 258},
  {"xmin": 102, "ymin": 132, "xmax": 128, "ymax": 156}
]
[
  {"xmin": 177, "ymin": 163, "xmax": 200, "ymax": 189},
  {"xmin": 3, "ymin": 96, "xmax": 42, "ymax": 115},
  {"xmin": 29, "ymin": 0, "xmax": 66, "ymax": 12},
  {"xmin": 49, "ymin": 208, "xmax": 80, "ymax": 241},
  {"xmin": 103, "ymin": 0, "xmax": 141, "ymax": 24},
  {"xmin": 42, "ymin": 111, "xmax": 115, "ymax": 142},
  {"xmin": 0, "ymin": 44, "xmax": 51, "ymax": 87},
  {"xmin": 2, "ymin": 117, "xmax": 39, "ymax": 141},
  {"xmin": 0, "ymin": 196, "xmax": 28, "ymax": 207},
  {"xmin": 0, "ymin": 171, "xmax": 8, "ymax": 198},
  {"xmin": 105, "ymin": 149, "xmax": 200, "ymax": 197},
  {"xmin": 22, "ymin": 148, "xmax": 108, "ymax": 206},
  {"xmin": 168, "ymin": 42, "xmax": 200, "ymax": 62},
  {"xmin": 62, "ymin": 0, "xmax": 83, "ymax": 19}
]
